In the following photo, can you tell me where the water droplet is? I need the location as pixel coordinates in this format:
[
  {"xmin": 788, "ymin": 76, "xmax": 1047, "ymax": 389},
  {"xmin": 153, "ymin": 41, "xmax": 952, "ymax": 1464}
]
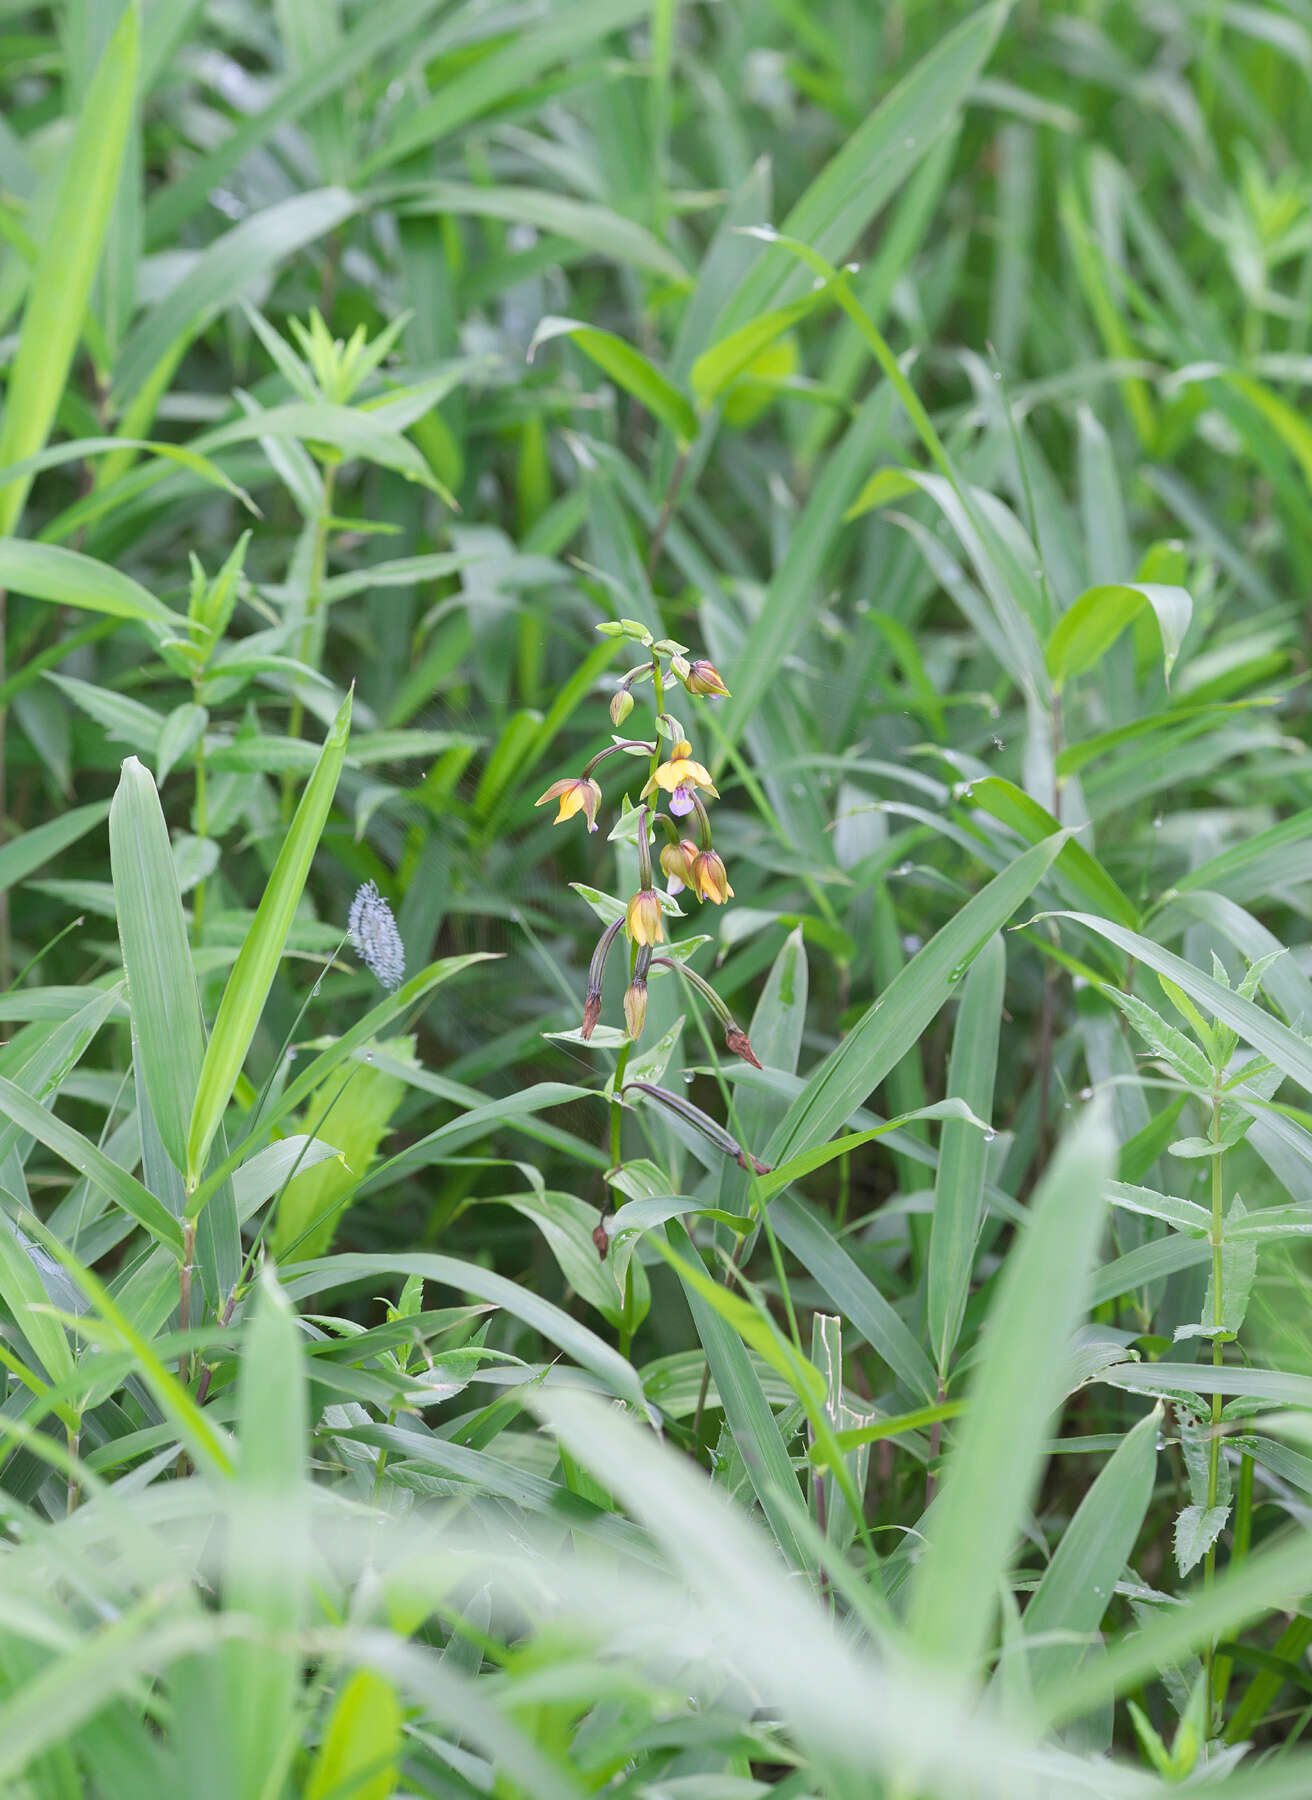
[
  {"xmin": 1063, "ymin": 1100, "xmax": 1072, "ymax": 1110},
  {"xmin": 983, "ymin": 1126, "xmax": 997, "ymax": 1143},
  {"xmin": 1153, "ymin": 813, "xmax": 1163, "ymax": 828},
  {"xmin": 992, "ymin": 370, "xmax": 1002, "ymax": 382},
  {"xmin": 892, "ymin": 862, "xmax": 913, "ymax": 878},
  {"xmin": 844, "ymin": 262, "xmax": 860, "ymax": 274},
  {"xmin": 286, "ymin": 1048, "xmax": 297, "ymax": 1062},
  {"xmin": 812, "ymin": 276, "xmax": 825, "ymax": 291},
  {"xmin": 683, "ymin": 1071, "xmax": 696, "ymax": 1084},
  {"xmin": 952, "ymin": 781, "xmax": 974, "ymax": 802},
  {"xmin": 364, "ymin": 1050, "xmax": 374, "ymax": 1063},
  {"xmin": 992, "ymin": 736, "xmax": 1004, "ymax": 752},
  {"xmin": 1079, "ymin": 1086, "xmax": 1093, "ymax": 1101}
]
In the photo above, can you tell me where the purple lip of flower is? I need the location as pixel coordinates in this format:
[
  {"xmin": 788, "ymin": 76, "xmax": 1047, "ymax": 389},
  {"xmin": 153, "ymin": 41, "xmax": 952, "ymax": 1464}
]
[{"xmin": 667, "ymin": 784, "xmax": 696, "ymax": 818}]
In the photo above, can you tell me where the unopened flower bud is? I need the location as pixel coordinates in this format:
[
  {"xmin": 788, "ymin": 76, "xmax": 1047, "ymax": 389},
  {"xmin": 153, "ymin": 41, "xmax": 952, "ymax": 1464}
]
[
  {"xmin": 689, "ymin": 848, "xmax": 733, "ymax": 904},
  {"xmin": 684, "ymin": 658, "xmax": 731, "ymax": 698},
  {"xmin": 724, "ymin": 1024, "xmax": 762, "ymax": 1069},
  {"xmin": 624, "ymin": 887, "xmax": 664, "ymax": 945},
  {"xmin": 623, "ymin": 975, "xmax": 648, "ymax": 1040},
  {"xmin": 610, "ymin": 687, "xmax": 634, "ymax": 727}
]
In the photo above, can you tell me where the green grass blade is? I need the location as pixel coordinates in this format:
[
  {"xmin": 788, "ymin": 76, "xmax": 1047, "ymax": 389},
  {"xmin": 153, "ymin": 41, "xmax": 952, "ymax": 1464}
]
[
  {"xmin": 185, "ymin": 691, "xmax": 352, "ymax": 1190},
  {"xmin": 927, "ymin": 933, "xmax": 1005, "ymax": 1377},
  {"xmin": 0, "ymin": 3, "xmax": 138, "ymax": 536}
]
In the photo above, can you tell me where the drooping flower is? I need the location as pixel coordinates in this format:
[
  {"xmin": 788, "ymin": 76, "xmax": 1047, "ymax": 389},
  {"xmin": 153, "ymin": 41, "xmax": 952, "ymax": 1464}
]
[
  {"xmin": 682, "ymin": 658, "xmax": 731, "ymax": 698},
  {"xmin": 535, "ymin": 776, "xmax": 603, "ymax": 832},
  {"xmin": 642, "ymin": 739, "xmax": 718, "ymax": 818},
  {"xmin": 348, "ymin": 880, "xmax": 406, "ymax": 991},
  {"xmin": 659, "ymin": 837, "xmax": 698, "ymax": 896},
  {"xmin": 689, "ymin": 848, "xmax": 733, "ymax": 904},
  {"xmin": 624, "ymin": 887, "xmax": 664, "ymax": 946}
]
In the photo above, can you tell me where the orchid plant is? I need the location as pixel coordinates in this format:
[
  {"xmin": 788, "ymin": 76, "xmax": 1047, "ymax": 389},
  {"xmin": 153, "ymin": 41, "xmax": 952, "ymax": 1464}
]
[{"xmin": 535, "ymin": 620, "xmax": 767, "ymax": 1211}]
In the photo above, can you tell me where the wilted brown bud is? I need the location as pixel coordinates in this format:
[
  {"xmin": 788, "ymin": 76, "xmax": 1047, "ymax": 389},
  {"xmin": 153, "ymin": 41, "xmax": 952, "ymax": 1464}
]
[
  {"xmin": 592, "ymin": 1222, "xmax": 610, "ymax": 1261},
  {"xmin": 581, "ymin": 990, "xmax": 603, "ymax": 1040},
  {"xmin": 725, "ymin": 1024, "xmax": 762, "ymax": 1069},
  {"xmin": 734, "ymin": 1149, "xmax": 773, "ymax": 1176}
]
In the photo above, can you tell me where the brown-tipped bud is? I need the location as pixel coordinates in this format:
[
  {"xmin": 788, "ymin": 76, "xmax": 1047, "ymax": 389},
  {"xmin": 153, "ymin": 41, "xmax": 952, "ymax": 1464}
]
[
  {"xmin": 689, "ymin": 847, "xmax": 734, "ymax": 904},
  {"xmin": 684, "ymin": 658, "xmax": 731, "ymax": 698},
  {"xmin": 624, "ymin": 887, "xmax": 664, "ymax": 946},
  {"xmin": 609, "ymin": 687, "xmax": 635, "ymax": 727},
  {"xmin": 623, "ymin": 976, "xmax": 648, "ymax": 1040},
  {"xmin": 592, "ymin": 1222, "xmax": 610, "ymax": 1261},
  {"xmin": 581, "ymin": 989, "xmax": 603, "ymax": 1040},
  {"xmin": 725, "ymin": 1024, "xmax": 763, "ymax": 1069},
  {"xmin": 734, "ymin": 1149, "xmax": 773, "ymax": 1176}
]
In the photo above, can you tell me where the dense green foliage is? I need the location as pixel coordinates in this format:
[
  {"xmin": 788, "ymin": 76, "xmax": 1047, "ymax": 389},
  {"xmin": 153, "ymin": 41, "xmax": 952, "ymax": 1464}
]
[{"xmin": 5, "ymin": 0, "xmax": 1312, "ymax": 1793}]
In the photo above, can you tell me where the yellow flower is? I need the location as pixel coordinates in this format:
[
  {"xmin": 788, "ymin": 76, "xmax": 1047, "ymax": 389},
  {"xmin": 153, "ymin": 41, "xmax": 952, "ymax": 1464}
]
[
  {"xmin": 625, "ymin": 888, "xmax": 664, "ymax": 945},
  {"xmin": 534, "ymin": 776, "xmax": 602, "ymax": 832},
  {"xmin": 659, "ymin": 837, "xmax": 698, "ymax": 894},
  {"xmin": 641, "ymin": 739, "xmax": 718, "ymax": 817},
  {"xmin": 689, "ymin": 848, "xmax": 733, "ymax": 904}
]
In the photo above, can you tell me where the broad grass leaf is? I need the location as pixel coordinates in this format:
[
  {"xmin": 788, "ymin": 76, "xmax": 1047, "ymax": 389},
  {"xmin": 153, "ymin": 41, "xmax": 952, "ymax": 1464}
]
[
  {"xmin": 1020, "ymin": 1406, "xmax": 1159, "ymax": 1697},
  {"xmin": 0, "ymin": 799, "xmax": 109, "ymax": 896},
  {"xmin": 0, "ymin": 1074, "xmax": 181, "ymax": 1253},
  {"xmin": 109, "ymin": 758, "xmax": 205, "ymax": 1175},
  {"xmin": 906, "ymin": 1100, "xmax": 1114, "ymax": 1683},
  {"xmin": 767, "ymin": 833, "xmax": 1067, "ymax": 1164},
  {"xmin": 0, "ymin": 542, "xmax": 178, "ymax": 629},
  {"xmin": 1045, "ymin": 582, "xmax": 1192, "ymax": 687},
  {"xmin": 528, "ymin": 317, "xmax": 696, "ymax": 448}
]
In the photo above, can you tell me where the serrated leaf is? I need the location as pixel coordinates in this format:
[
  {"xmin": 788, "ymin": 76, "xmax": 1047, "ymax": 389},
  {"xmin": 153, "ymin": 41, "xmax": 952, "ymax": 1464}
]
[
  {"xmin": 1174, "ymin": 1503, "xmax": 1230, "ymax": 1576},
  {"xmin": 1105, "ymin": 988, "xmax": 1212, "ymax": 1090}
]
